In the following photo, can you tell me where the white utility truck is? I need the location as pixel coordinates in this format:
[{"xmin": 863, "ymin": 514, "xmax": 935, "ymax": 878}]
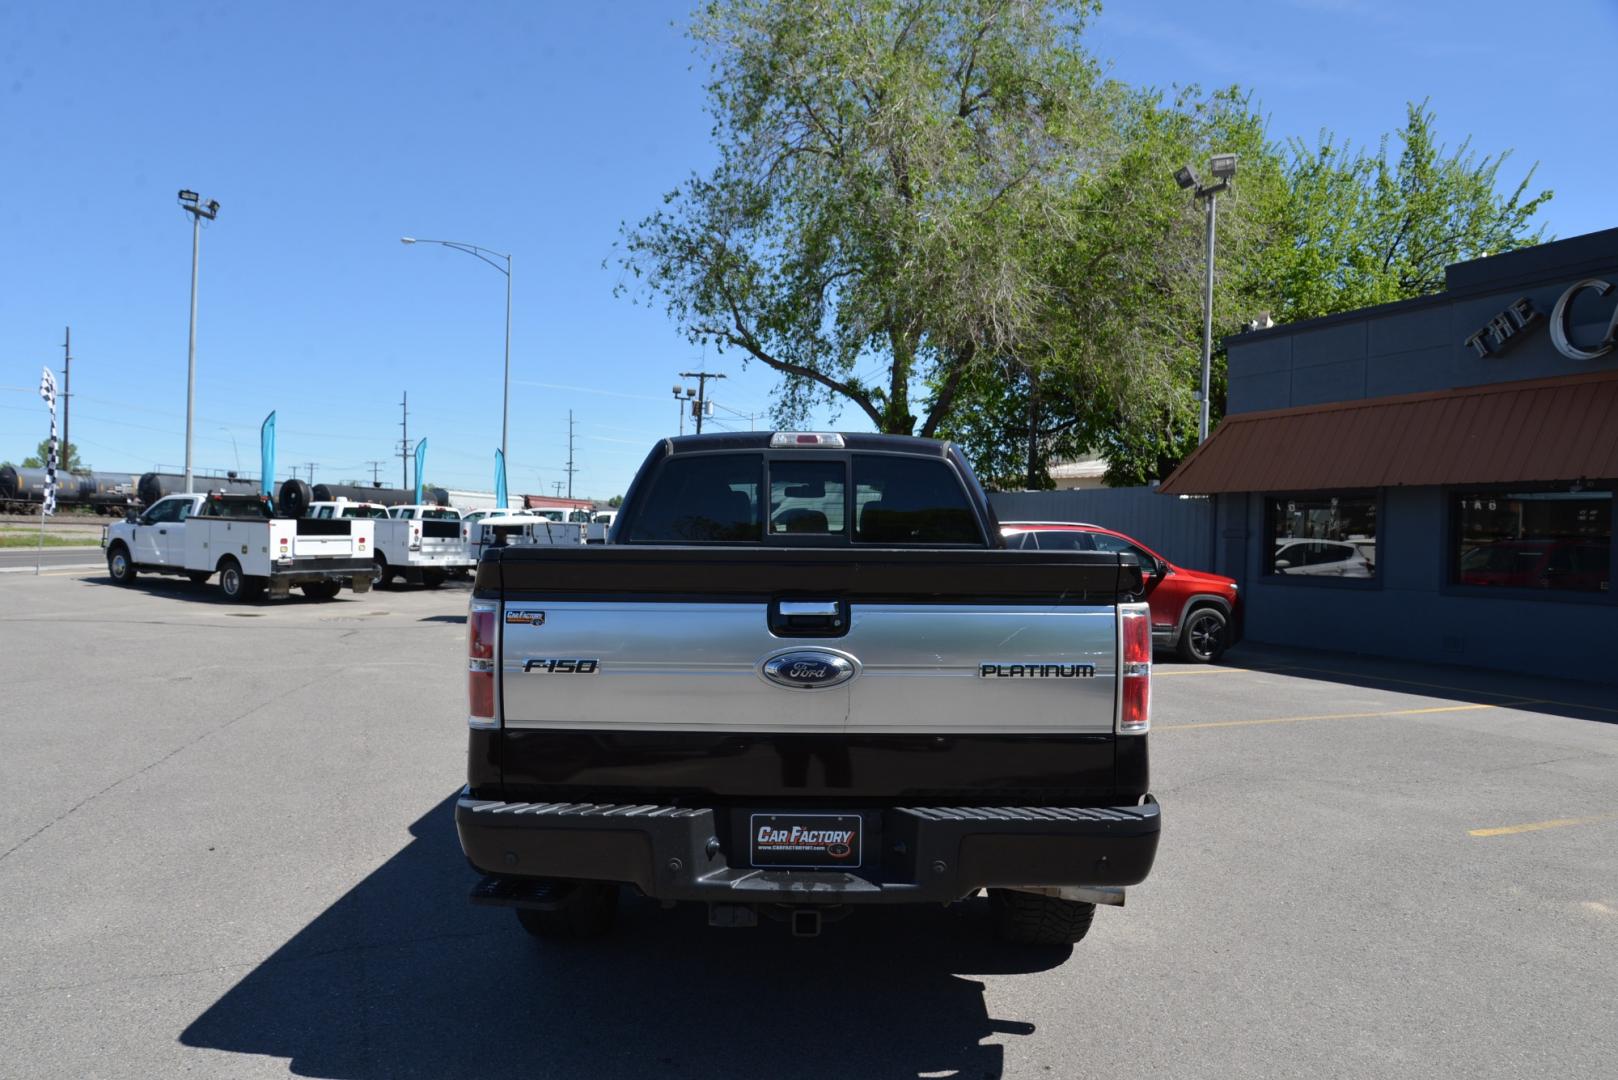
[
  {"xmin": 306, "ymin": 500, "xmax": 474, "ymax": 588},
  {"xmin": 102, "ymin": 491, "xmax": 374, "ymax": 601}
]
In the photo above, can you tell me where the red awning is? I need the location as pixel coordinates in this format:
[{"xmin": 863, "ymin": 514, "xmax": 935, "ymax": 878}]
[{"xmin": 1159, "ymin": 370, "xmax": 1618, "ymax": 494}]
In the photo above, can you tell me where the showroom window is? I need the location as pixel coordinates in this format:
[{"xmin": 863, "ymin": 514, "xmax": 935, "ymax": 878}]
[
  {"xmin": 1266, "ymin": 494, "xmax": 1377, "ymax": 579},
  {"xmin": 1452, "ymin": 487, "xmax": 1611, "ymax": 593}
]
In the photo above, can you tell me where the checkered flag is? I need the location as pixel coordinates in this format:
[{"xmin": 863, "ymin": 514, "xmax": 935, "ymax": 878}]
[{"xmin": 39, "ymin": 367, "xmax": 58, "ymax": 516}]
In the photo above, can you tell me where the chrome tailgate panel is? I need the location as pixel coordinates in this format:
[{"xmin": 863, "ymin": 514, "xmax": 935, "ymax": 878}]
[{"xmin": 499, "ymin": 601, "xmax": 1117, "ymax": 736}]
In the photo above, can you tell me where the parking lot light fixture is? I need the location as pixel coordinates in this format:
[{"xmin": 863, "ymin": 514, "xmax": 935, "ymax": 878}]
[
  {"xmin": 1175, "ymin": 156, "xmax": 1237, "ymax": 444},
  {"xmin": 401, "ymin": 237, "xmax": 513, "ymax": 462}
]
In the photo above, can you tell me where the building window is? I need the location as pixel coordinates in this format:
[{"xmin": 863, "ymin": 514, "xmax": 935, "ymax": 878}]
[
  {"xmin": 1266, "ymin": 494, "xmax": 1377, "ymax": 579},
  {"xmin": 1453, "ymin": 487, "xmax": 1611, "ymax": 593}
]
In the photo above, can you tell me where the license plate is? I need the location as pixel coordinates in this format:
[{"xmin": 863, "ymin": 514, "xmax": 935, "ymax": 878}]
[{"xmin": 749, "ymin": 813, "xmax": 863, "ymax": 869}]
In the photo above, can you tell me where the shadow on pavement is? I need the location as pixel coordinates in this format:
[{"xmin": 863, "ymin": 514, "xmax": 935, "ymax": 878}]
[
  {"xmin": 80, "ymin": 574, "xmax": 380, "ymax": 607},
  {"xmin": 181, "ymin": 793, "xmax": 1063, "ymax": 1079},
  {"xmin": 1219, "ymin": 643, "xmax": 1618, "ymax": 726}
]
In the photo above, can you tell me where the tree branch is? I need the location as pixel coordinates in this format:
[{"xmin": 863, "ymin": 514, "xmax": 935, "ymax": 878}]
[
  {"xmin": 919, "ymin": 344, "xmax": 976, "ymax": 437},
  {"xmin": 705, "ymin": 283, "xmax": 885, "ymax": 430}
]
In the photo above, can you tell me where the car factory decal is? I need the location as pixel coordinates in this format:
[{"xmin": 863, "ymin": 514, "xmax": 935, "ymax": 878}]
[{"xmin": 505, "ymin": 609, "xmax": 546, "ymax": 625}]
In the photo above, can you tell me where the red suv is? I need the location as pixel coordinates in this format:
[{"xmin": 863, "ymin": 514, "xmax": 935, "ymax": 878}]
[{"xmin": 1002, "ymin": 521, "xmax": 1241, "ymax": 662}]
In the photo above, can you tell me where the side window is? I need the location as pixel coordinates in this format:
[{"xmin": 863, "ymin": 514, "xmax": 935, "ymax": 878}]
[
  {"xmin": 1034, "ymin": 530, "xmax": 1094, "ymax": 552},
  {"xmin": 1004, "ymin": 531, "xmax": 1035, "ymax": 549},
  {"xmin": 624, "ymin": 454, "xmax": 763, "ymax": 543},
  {"xmin": 853, "ymin": 455, "xmax": 979, "ymax": 544},
  {"xmin": 142, "ymin": 498, "xmax": 181, "ymax": 525},
  {"xmin": 769, "ymin": 461, "xmax": 845, "ymax": 537},
  {"xmin": 174, "ymin": 501, "xmax": 192, "ymax": 522},
  {"xmin": 1088, "ymin": 532, "xmax": 1147, "ymax": 562}
]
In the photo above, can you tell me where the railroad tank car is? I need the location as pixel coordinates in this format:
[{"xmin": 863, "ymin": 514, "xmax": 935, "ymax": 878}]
[
  {"xmin": 0, "ymin": 466, "xmax": 142, "ymax": 515},
  {"xmin": 136, "ymin": 471, "xmax": 259, "ymax": 508}
]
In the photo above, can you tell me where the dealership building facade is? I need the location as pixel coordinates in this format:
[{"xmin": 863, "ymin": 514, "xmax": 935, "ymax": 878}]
[{"xmin": 1161, "ymin": 228, "xmax": 1618, "ymax": 676}]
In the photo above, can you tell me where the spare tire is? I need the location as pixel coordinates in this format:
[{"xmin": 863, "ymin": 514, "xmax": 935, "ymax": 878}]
[{"xmin": 278, "ymin": 478, "xmax": 313, "ymax": 518}]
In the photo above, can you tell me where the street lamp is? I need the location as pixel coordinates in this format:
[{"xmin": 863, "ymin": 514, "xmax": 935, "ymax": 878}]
[
  {"xmin": 178, "ymin": 190, "xmax": 220, "ymax": 493},
  {"xmin": 401, "ymin": 236, "xmax": 513, "ymax": 463},
  {"xmin": 672, "ymin": 385, "xmax": 696, "ymax": 435},
  {"xmin": 1175, "ymin": 155, "xmax": 1236, "ymax": 443}
]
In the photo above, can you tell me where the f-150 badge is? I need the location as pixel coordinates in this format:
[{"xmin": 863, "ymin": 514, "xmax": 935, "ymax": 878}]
[{"xmin": 760, "ymin": 650, "xmax": 858, "ymax": 690}]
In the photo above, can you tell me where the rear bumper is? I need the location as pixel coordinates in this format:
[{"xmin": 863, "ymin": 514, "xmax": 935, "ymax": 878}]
[
  {"xmin": 456, "ymin": 793, "xmax": 1159, "ymax": 905},
  {"xmin": 268, "ymin": 556, "xmax": 374, "ymax": 585}
]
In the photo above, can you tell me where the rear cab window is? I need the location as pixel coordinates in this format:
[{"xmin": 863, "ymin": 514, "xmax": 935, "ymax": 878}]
[{"xmin": 622, "ymin": 448, "xmax": 983, "ymax": 545}]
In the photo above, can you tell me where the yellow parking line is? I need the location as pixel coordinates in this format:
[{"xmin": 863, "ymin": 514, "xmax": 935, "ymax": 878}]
[
  {"xmin": 1158, "ymin": 702, "xmax": 1498, "ymax": 732},
  {"xmin": 1252, "ymin": 663, "xmax": 1618, "ymax": 716},
  {"xmin": 1469, "ymin": 814, "xmax": 1618, "ymax": 838}
]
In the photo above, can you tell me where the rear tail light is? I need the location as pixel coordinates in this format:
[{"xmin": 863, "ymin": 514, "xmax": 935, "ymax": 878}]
[
  {"xmin": 468, "ymin": 599, "xmax": 497, "ymax": 728},
  {"xmin": 1119, "ymin": 603, "xmax": 1151, "ymax": 734}
]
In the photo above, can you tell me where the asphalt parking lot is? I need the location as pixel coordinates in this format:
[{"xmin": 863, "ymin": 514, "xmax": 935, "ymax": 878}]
[{"xmin": 2, "ymin": 568, "xmax": 1615, "ymax": 1079}]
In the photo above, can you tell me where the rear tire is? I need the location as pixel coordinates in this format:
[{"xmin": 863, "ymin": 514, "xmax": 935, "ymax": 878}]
[
  {"xmin": 370, "ymin": 555, "xmax": 391, "ymax": 590},
  {"xmin": 1177, "ymin": 606, "xmax": 1229, "ymax": 664},
  {"xmin": 421, "ymin": 569, "xmax": 446, "ymax": 590},
  {"xmin": 300, "ymin": 580, "xmax": 342, "ymax": 601},
  {"xmin": 217, "ymin": 557, "xmax": 259, "ymax": 603},
  {"xmin": 988, "ymin": 889, "xmax": 1096, "ymax": 946},
  {"xmin": 513, "ymin": 882, "xmax": 619, "ymax": 940},
  {"xmin": 107, "ymin": 545, "xmax": 137, "ymax": 584}
]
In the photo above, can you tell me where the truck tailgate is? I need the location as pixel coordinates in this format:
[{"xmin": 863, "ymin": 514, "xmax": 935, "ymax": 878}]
[
  {"xmin": 484, "ymin": 547, "xmax": 1137, "ymax": 801},
  {"xmin": 293, "ymin": 518, "xmax": 371, "ymax": 557}
]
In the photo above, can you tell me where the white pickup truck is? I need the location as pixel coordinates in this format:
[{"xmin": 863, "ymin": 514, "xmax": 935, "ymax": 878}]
[
  {"xmin": 102, "ymin": 492, "xmax": 374, "ymax": 601},
  {"xmin": 461, "ymin": 512, "xmax": 586, "ymax": 562},
  {"xmin": 305, "ymin": 500, "xmax": 473, "ymax": 588}
]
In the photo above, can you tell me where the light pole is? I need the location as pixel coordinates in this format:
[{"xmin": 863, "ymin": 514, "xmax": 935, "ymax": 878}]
[
  {"xmin": 178, "ymin": 190, "xmax": 220, "ymax": 493},
  {"xmin": 672, "ymin": 385, "xmax": 695, "ymax": 435},
  {"xmin": 400, "ymin": 237, "xmax": 512, "ymax": 463},
  {"xmin": 1174, "ymin": 155, "xmax": 1237, "ymax": 444}
]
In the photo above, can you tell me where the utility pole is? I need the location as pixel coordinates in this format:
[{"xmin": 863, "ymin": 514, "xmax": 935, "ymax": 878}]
[
  {"xmin": 366, "ymin": 460, "xmax": 384, "ymax": 485},
  {"xmin": 398, "ymin": 391, "xmax": 410, "ymax": 490},
  {"xmin": 680, "ymin": 371, "xmax": 726, "ymax": 435},
  {"xmin": 564, "ymin": 410, "xmax": 578, "ymax": 500},
  {"xmin": 61, "ymin": 327, "xmax": 72, "ymax": 472},
  {"xmin": 303, "ymin": 462, "xmax": 318, "ymax": 483},
  {"xmin": 177, "ymin": 191, "xmax": 220, "ymax": 493},
  {"xmin": 552, "ymin": 481, "xmax": 564, "ymax": 498}
]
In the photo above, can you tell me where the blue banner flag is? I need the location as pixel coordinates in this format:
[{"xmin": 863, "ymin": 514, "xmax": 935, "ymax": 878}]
[
  {"xmin": 260, "ymin": 411, "xmax": 276, "ymax": 498},
  {"xmin": 494, "ymin": 448, "xmax": 508, "ymax": 510},
  {"xmin": 413, "ymin": 439, "xmax": 427, "ymax": 505}
]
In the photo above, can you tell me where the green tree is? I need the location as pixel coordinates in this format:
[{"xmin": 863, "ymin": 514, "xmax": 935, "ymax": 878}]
[
  {"xmin": 1029, "ymin": 100, "xmax": 1549, "ymax": 488},
  {"xmin": 607, "ymin": 494, "xmax": 624, "ymax": 508},
  {"xmin": 21, "ymin": 439, "xmax": 87, "ymax": 472},
  {"xmin": 619, "ymin": 0, "xmax": 1123, "ymax": 435}
]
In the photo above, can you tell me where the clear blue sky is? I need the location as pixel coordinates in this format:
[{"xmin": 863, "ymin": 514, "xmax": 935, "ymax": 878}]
[{"xmin": 2, "ymin": 0, "xmax": 1612, "ymax": 498}]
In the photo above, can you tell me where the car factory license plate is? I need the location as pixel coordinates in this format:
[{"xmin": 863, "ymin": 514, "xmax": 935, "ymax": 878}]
[{"xmin": 749, "ymin": 813, "xmax": 862, "ymax": 869}]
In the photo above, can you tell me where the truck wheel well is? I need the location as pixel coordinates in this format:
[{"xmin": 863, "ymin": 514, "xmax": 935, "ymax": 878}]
[
  {"xmin": 107, "ymin": 540, "xmax": 129, "ymax": 555},
  {"xmin": 216, "ymin": 554, "xmax": 241, "ymax": 572}
]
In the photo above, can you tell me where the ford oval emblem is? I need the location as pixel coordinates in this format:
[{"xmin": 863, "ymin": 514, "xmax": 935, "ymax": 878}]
[{"xmin": 760, "ymin": 650, "xmax": 858, "ymax": 691}]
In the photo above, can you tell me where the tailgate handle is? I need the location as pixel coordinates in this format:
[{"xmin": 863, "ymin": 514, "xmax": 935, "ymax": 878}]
[{"xmin": 769, "ymin": 599, "xmax": 849, "ymax": 638}]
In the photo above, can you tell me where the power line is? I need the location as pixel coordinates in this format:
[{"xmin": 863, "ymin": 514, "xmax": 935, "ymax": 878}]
[{"xmin": 366, "ymin": 460, "xmax": 385, "ymax": 485}]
